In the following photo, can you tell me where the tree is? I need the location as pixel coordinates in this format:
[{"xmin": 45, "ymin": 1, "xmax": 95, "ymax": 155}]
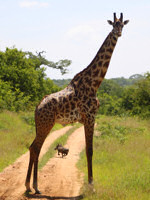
[
  {"xmin": 129, "ymin": 74, "xmax": 144, "ymax": 80},
  {"xmin": 98, "ymin": 79, "xmax": 123, "ymax": 97},
  {"xmin": 97, "ymin": 79, "xmax": 124, "ymax": 115},
  {"xmin": 26, "ymin": 51, "xmax": 71, "ymax": 75},
  {"xmin": 97, "ymin": 73, "xmax": 150, "ymax": 118},
  {"xmin": 121, "ymin": 73, "xmax": 150, "ymax": 118},
  {"xmin": 0, "ymin": 47, "xmax": 71, "ymax": 111}
]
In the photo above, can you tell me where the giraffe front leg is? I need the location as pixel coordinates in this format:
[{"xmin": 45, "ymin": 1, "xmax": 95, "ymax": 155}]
[
  {"xmin": 33, "ymin": 156, "xmax": 41, "ymax": 194},
  {"xmin": 32, "ymin": 140, "xmax": 44, "ymax": 194},
  {"xmin": 25, "ymin": 159, "xmax": 33, "ymax": 193},
  {"xmin": 84, "ymin": 120, "xmax": 95, "ymax": 184}
]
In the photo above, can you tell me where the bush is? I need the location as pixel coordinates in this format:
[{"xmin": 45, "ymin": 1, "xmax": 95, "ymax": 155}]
[
  {"xmin": 97, "ymin": 73, "xmax": 150, "ymax": 118},
  {"xmin": 122, "ymin": 73, "xmax": 150, "ymax": 118}
]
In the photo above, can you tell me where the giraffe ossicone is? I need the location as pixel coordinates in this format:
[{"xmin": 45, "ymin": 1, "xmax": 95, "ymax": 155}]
[{"xmin": 25, "ymin": 13, "xmax": 129, "ymax": 194}]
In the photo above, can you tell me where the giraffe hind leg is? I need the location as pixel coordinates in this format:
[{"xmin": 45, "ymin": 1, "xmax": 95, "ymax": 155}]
[{"xmin": 33, "ymin": 116, "xmax": 56, "ymax": 194}]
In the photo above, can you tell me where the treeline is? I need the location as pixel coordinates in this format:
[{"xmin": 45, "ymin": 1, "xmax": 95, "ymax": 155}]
[
  {"xmin": 53, "ymin": 79, "xmax": 71, "ymax": 88},
  {"xmin": 97, "ymin": 73, "xmax": 150, "ymax": 118},
  {"xmin": 53, "ymin": 74, "xmax": 144, "ymax": 88},
  {"xmin": 0, "ymin": 47, "xmax": 71, "ymax": 111}
]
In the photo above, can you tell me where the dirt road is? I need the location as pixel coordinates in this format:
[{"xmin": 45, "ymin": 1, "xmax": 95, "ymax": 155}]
[{"xmin": 0, "ymin": 126, "xmax": 85, "ymax": 200}]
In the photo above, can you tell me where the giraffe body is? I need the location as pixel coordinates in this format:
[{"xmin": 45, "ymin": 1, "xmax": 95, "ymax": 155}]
[
  {"xmin": 25, "ymin": 13, "xmax": 129, "ymax": 194},
  {"xmin": 36, "ymin": 86, "xmax": 82, "ymax": 126}
]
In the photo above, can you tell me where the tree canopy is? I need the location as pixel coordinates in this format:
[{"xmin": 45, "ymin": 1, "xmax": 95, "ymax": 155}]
[
  {"xmin": 97, "ymin": 73, "xmax": 150, "ymax": 118},
  {"xmin": 0, "ymin": 47, "xmax": 71, "ymax": 111}
]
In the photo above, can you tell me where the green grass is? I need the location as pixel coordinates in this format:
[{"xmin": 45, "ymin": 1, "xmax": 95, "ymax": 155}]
[
  {"xmin": 0, "ymin": 111, "xmax": 35, "ymax": 171},
  {"xmin": 78, "ymin": 115, "xmax": 150, "ymax": 200},
  {"xmin": 39, "ymin": 123, "xmax": 81, "ymax": 169},
  {"xmin": 0, "ymin": 111, "xmax": 64, "ymax": 172}
]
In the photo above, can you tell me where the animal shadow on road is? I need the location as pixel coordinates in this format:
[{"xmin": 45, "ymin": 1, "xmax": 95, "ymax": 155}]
[{"xmin": 26, "ymin": 193, "xmax": 83, "ymax": 200}]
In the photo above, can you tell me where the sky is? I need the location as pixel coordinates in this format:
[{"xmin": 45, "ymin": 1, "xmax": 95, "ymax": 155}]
[{"xmin": 0, "ymin": 0, "xmax": 150, "ymax": 80}]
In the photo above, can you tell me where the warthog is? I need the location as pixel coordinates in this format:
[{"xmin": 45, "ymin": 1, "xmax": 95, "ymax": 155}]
[{"xmin": 54, "ymin": 144, "xmax": 69, "ymax": 158}]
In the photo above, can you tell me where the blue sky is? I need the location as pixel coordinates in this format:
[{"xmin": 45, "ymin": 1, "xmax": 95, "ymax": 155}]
[{"xmin": 0, "ymin": 0, "xmax": 150, "ymax": 79}]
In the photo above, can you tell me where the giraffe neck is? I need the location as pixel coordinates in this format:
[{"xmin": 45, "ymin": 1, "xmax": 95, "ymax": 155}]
[{"xmin": 71, "ymin": 32, "xmax": 119, "ymax": 95}]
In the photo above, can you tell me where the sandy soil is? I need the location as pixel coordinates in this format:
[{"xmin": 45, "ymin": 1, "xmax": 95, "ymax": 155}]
[{"xmin": 0, "ymin": 126, "xmax": 85, "ymax": 200}]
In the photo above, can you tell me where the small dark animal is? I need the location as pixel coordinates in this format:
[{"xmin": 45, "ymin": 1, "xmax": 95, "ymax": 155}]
[{"xmin": 54, "ymin": 144, "xmax": 69, "ymax": 158}]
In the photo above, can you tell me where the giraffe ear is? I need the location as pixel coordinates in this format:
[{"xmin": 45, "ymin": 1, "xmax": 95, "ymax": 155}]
[
  {"xmin": 124, "ymin": 20, "xmax": 129, "ymax": 25},
  {"xmin": 107, "ymin": 20, "xmax": 113, "ymax": 25}
]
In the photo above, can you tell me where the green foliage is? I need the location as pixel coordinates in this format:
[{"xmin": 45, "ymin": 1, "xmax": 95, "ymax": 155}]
[
  {"xmin": 97, "ymin": 79, "xmax": 124, "ymax": 116},
  {"xmin": 21, "ymin": 112, "xmax": 35, "ymax": 126},
  {"xmin": 96, "ymin": 120, "xmax": 128, "ymax": 144},
  {"xmin": 78, "ymin": 115, "xmax": 150, "ymax": 200},
  {"xmin": 0, "ymin": 79, "xmax": 30, "ymax": 111},
  {"xmin": 98, "ymin": 79, "xmax": 124, "ymax": 97},
  {"xmin": 0, "ymin": 47, "xmax": 71, "ymax": 111},
  {"xmin": 27, "ymin": 51, "xmax": 71, "ymax": 75},
  {"xmin": 53, "ymin": 79, "xmax": 71, "ymax": 88},
  {"xmin": 129, "ymin": 74, "xmax": 144, "ymax": 80},
  {"xmin": 121, "ymin": 73, "xmax": 150, "ymax": 118},
  {"xmin": 0, "ymin": 111, "xmax": 35, "ymax": 171},
  {"xmin": 98, "ymin": 93, "xmax": 123, "ymax": 116},
  {"xmin": 97, "ymin": 73, "xmax": 150, "ymax": 118},
  {"xmin": 111, "ymin": 76, "xmax": 138, "ymax": 87}
]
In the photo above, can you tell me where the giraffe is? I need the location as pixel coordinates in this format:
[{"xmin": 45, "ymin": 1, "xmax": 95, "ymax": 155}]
[{"xmin": 25, "ymin": 13, "xmax": 129, "ymax": 194}]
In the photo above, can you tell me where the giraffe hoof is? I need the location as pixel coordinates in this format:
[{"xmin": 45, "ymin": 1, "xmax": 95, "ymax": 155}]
[
  {"xmin": 35, "ymin": 190, "xmax": 41, "ymax": 194},
  {"xmin": 88, "ymin": 179, "xmax": 93, "ymax": 185},
  {"xmin": 88, "ymin": 182, "xmax": 96, "ymax": 193},
  {"xmin": 24, "ymin": 189, "xmax": 32, "ymax": 196}
]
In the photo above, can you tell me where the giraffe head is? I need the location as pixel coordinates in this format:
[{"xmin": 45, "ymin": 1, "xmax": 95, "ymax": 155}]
[{"xmin": 107, "ymin": 13, "xmax": 129, "ymax": 37}]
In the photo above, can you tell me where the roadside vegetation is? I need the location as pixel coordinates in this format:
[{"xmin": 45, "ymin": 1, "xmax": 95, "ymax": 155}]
[
  {"xmin": 0, "ymin": 111, "xmax": 35, "ymax": 172},
  {"xmin": 0, "ymin": 109, "xmax": 80, "ymax": 172},
  {"xmin": 78, "ymin": 115, "xmax": 150, "ymax": 200},
  {"xmin": 0, "ymin": 111, "xmax": 64, "ymax": 172}
]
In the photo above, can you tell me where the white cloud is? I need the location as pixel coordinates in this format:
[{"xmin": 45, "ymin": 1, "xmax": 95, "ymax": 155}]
[
  {"xmin": 67, "ymin": 25, "xmax": 95, "ymax": 38},
  {"xmin": 65, "ymin": 21, "xmax": 107, "ymax": 45},
  {"xmin": 19, "ymin": 1, "xmax": 49, "ymax": 8}
]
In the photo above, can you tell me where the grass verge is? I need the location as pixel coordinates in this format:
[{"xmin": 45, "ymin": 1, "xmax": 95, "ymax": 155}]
[
  {"xmin": 78, "ymin": 115, "xmax": 150, "ymax": 200},
  {"xmin": 0, "ymin": 111, "xmax": 63, "ymax": 172}
]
